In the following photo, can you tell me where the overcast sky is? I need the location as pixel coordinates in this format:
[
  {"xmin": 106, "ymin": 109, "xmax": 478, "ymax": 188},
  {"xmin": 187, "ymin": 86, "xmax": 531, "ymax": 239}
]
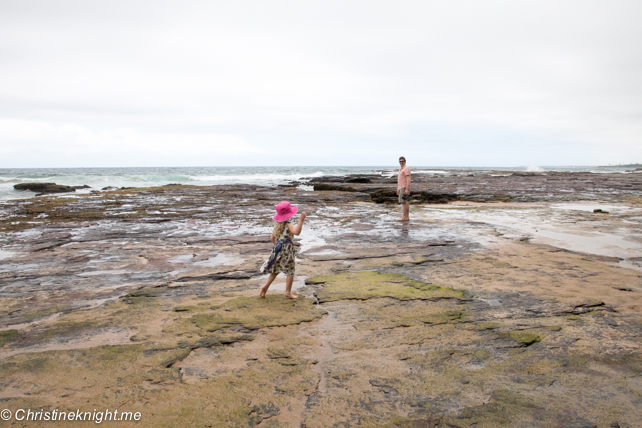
[{"xmin": 1, "ymin": 0, "xmax": 641, "ymax": 168}]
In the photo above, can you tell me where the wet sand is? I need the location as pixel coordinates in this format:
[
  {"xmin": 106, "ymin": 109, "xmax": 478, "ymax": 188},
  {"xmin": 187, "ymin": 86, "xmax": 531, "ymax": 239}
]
[{"xmin": 0, "ymin": 172, "xmax": 641, "ymax": 427}]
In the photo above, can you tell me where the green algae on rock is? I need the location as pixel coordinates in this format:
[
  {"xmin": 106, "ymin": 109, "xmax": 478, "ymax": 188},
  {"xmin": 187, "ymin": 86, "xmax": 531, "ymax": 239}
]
[
  {"xmin": 501, "ymin": 329, "xmax": 542, "ymax": 346},
  {"xmin": 0, "ymin": 329, "xmax": 18, "ymax": 346},
  {"xmin": 190, "ymin": 295, "xmax": 326, "ymax": 332},
  {"xmin": 470, "ymin": 321, "xmax": 501, "ymax": 331},
  {"xmin": 310, "ymin": 271, "xmax": 464, "ymax": 303}
]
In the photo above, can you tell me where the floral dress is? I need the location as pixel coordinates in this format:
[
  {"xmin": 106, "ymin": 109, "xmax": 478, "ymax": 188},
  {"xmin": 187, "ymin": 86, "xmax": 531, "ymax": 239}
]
[{"xmin": 261, "ymin": 226, "xmax": 296, "ymax": 276}]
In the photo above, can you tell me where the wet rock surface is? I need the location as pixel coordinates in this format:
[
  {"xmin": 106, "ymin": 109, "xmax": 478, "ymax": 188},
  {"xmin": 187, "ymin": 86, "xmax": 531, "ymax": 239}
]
[
  {"xmin": 0, "ymin": 173, "xmax": 641, "ymax": 427},
  {"xmin": 309, "ymin": 170, "xmax": 642, "ymax": 204}
]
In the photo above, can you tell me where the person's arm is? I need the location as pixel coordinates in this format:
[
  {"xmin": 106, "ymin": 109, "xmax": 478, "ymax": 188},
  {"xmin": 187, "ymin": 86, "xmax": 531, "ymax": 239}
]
[
  {"xmin": 270, "ymin": 232, "xmax": 276, "ymax": 244},
  {"xmin": 288, "ymin": 212, "xmax": 307, "ymax": 235},
  {"xmin": 404, "ymin": 171, "xmax": 411, "ymax": 194}
]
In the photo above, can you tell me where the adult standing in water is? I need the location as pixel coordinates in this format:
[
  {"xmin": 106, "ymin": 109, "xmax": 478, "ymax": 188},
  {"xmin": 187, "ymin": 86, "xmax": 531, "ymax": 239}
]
[{"xmin": 396, "ymin": 156, "xmax": 411, "ymax": 221}]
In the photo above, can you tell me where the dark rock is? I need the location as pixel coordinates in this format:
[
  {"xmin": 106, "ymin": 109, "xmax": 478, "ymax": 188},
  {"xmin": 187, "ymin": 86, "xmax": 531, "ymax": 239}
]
[
  {"xmin": 613, "ymin": 286, "xmax": 634, "ymax": 292},
  {"xmin": 142, "ymin": 218, "xmax": 173, "ymax": 223},
  {"xmin": 345, "ymin": 177, "xmax": 372, "ymax": 183},
  {"xmin": 308, "ymin": 176, "xmax": 346, "ymax": 183},
  {"xmin": 369, "ymin": 378, "xmax": 399, "ymax": 395},
  {"xmin": 14, "ymin": 183, "xmax": 76, "ymax": 195},
  {"xmin": 173, "ymin": 270, "xmax": 256, "ymax": 282},
  {"xmin": 248, "ymin": 402, "xmax": 279, "ymax": 426},
  {"xmin": 27, "ymin": 233, "xmax": 72, "ymax": 244},
  {"xmin": 313, "ymin": 183, "xmax": 358, "ymax": 192},
  {"xmin": 30, "ymin": 239, "xmax": 72, "ymax": 252}
]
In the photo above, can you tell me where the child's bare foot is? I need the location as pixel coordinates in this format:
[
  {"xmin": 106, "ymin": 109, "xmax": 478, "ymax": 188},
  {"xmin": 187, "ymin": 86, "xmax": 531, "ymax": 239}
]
[
  {"xmin": 396, "ymin": 218, "xmax": 409, "ymax": 222},
  {"xmin": 284, "ymin": 293, "xmax": 298, "ymax": 299},
  {"xmin": 260, "ymin": 286, "xmax": 268, "ymax": 298}
]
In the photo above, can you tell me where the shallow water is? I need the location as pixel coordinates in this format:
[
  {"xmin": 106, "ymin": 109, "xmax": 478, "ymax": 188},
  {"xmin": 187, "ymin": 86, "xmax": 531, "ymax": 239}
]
[
  {"xmin": 419, "ymin": 204, "xmax": 642, "ymax": 260},
  {"xmin": 76, "ymin": 269, "xmax": 131, "ymax": 277},
  {"xmin": 477, "ymin": 298, "xmax": 502, "ymax": 306},
  {"xmin": 551, "ymin": 203, "xmax": 633, "ymax": 213},
  {"xmin": 167, "ymin": 252, "xmax": 242, "ymax": 268},
  {"xmin": 0, "ymin": 249, "xmax": 16, "ymax": 260}
]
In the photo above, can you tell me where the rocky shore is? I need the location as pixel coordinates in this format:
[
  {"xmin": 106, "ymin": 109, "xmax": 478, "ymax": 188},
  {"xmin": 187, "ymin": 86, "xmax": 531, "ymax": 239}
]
[
  {"xmin": 1, "ymin": 170, "xmax": 641, "ymax": 427},
  {"xmin": 307, "ymin": 169, "xmax": 642, "ymax": 204}
]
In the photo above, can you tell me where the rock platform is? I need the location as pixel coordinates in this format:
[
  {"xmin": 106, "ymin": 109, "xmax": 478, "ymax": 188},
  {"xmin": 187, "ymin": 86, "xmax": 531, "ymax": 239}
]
[{"xmin": 0, "ymin": 172, "xmax": 641, "ymax": 427}]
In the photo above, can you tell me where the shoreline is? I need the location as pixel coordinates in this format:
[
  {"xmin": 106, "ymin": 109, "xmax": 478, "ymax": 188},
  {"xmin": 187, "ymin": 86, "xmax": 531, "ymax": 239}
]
[{"xmin": 2, "ymin": 165, "xmax": 641, "ymax": 202}]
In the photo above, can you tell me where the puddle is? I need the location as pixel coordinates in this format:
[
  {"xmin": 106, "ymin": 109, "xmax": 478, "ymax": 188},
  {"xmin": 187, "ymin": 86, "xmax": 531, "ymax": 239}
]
[
  {"xmin": 0, "ymin": 249, "xmax": 17, "ymax": 261},
  {"xmin": 419, "ymin": 206, "xmax": 642, "ymax": 260},
  {"xmin": 487, "ymin": 217, "xmax": 642, "ymax": 259},
  {"xmin": 298, "ymin": 229, "xmax": 329, "ymax": 253},
  {"xmin": 304, "ymin": 249, "xmax": 343, "ymax": 256},
  {"xmin": 618, "ymin": 259, "xmax": 642, "ymax": 272},
  {"xmin": 193, "ymin": 253, "xmax": 243, "ymax": 268},
  {"xmin": 88, "ymin": 256, "xmax": 119, "ymax": 263},
  {"xmin": 477, "ymin": 298, "xmax": 502, "ymax": 306},
  {"xmin": 76, "ymin": 269, "xmax": 131, "ymax": 277},
  {"xmin": 167, "ymin": 253, "xmax": 243, "ymax": 268},
  {"xmin": 551, "ymin": 203, "xmax": 633, "ymax": 213}
]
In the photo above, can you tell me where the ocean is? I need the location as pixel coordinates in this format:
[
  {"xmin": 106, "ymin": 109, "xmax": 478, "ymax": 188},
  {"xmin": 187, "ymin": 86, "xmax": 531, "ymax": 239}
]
[{"xmin": 0, "ymin": 165, "xmax": 637, "ymax": 202}]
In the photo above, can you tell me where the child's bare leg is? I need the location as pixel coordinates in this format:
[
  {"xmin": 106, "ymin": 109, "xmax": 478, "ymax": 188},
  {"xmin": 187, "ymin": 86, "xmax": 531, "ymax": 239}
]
[
  {"xmin": 260, "ymin": 273, "xmax": 278, "ymax": 298},
  {"xmin": 284, "ymin": 275, "xmax": 298, "ymax": 299}
]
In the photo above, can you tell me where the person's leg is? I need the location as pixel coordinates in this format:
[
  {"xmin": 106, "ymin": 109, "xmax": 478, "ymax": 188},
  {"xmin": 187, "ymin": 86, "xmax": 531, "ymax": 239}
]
[
  {"xmin": 284, "ymin": 275, "xmax": 298, "ymax": 299},
  {"xmin": 403, "ymin": 201, "xmax": 410, "ymax": 221},
  {"xmin": 260, "ymin": 273, "xmax": 278, "ymax": 297},
  {"xmin": 396, "ymin": 188, "xmax": 406, "ymax": 221}
]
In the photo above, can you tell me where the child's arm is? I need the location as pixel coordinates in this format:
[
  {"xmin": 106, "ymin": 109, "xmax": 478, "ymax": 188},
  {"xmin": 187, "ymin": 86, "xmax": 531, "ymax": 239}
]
[
  {"xmin": 270, "ymin": 231, "xmax": 276, "ymax": 244},
  {"xmin": 288, "ymin": 212, "xmax": 307, "ymax": 236}
]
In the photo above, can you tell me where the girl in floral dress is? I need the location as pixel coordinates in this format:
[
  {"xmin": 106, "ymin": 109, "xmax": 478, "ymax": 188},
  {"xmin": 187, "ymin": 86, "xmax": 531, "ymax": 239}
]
[{"xmin": 260, "ymin": 201, "xmax": 307, "ymax": 299}]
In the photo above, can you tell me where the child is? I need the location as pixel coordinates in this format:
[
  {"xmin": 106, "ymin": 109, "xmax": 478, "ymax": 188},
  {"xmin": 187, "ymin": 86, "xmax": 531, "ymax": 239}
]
[{"xmin": 259, "ymin": 201, "xmax": 307, "ymax": 299}]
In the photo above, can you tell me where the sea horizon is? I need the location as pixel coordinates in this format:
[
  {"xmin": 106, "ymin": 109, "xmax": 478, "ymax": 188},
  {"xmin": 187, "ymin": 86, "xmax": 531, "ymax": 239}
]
[{"xmin": 1, "ymin": 164, "xmax": 639, "ymax": 202}]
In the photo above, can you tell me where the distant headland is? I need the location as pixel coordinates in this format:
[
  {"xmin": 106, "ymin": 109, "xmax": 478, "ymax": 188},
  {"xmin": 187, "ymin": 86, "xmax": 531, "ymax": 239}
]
[{"xmin": 601, "ymin": 163, "xmax": 642, "ymax": 167}]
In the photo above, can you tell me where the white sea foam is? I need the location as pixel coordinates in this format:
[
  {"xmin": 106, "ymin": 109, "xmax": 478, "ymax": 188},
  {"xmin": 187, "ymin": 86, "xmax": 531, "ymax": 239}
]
[
  {"xmin": 0, "ymin": 167, "xmax": 379, "ymax": 201},
  {"xmin": 187, "ymin": 171, "xmax": 325, "ymax": 183},
  {"xmin": 413, "ymin": 170, "xmax": 449, "ymax": 174}
]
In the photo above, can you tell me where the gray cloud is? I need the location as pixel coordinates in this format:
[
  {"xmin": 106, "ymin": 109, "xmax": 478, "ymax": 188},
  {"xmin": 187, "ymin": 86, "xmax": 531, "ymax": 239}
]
[{"xmin": 1, "ymin": 0, "xmax": 641, "ymax": 167}]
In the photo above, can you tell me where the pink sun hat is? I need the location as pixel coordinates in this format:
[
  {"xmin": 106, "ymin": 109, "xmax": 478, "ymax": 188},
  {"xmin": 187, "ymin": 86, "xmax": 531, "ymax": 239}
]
[{"xmin": 273, "ymin": 201, "xmax": 298, "ymax": 222}]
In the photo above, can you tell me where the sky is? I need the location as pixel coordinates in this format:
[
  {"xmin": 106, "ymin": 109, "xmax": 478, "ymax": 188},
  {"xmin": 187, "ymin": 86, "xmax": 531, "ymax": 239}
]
[{"xmin": 1, "ymin": 0, "xmax": 641, "ymax": 168}]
